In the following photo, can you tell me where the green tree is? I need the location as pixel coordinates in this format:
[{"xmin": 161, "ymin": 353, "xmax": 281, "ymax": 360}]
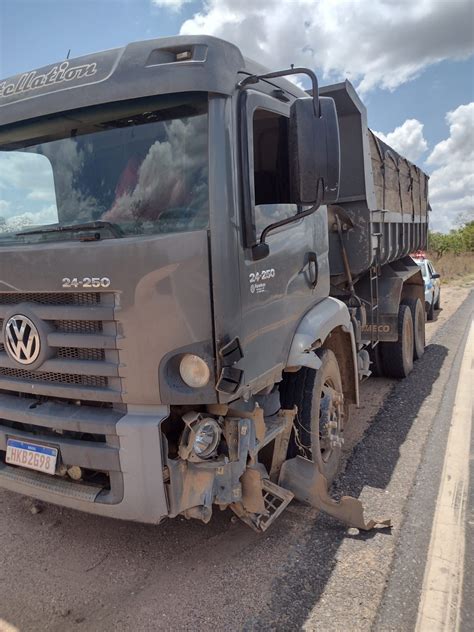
[
  {"xmin": 460, "ymin": 221, "xmax": 474, "ymax": 252},
  {"xmin": 428, "ymin": 231, "xmax": 450, "ymax": 257},
  {"xmin": 428, "ymin": 221, "xmax": 474, "ymax": 257}
]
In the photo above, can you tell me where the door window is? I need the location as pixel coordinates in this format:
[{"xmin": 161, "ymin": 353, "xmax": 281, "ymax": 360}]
[{"xmin": 252, "ymin": 108, "xmax": 298, "ymax": 238}]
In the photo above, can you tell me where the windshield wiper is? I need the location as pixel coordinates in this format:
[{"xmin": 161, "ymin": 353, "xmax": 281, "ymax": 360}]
[{"xmin": 16, "ymin": 220, "xmax": 124, "ymax": 239}]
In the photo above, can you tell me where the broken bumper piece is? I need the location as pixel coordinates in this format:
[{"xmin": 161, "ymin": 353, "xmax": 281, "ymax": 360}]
[
  {"xmin": 280, "ymin": 456, "xmax": 392, "ymax": 531},
  {"xmin": 165, "ymin": 411, "xmax": 295, "ymax": 531}
]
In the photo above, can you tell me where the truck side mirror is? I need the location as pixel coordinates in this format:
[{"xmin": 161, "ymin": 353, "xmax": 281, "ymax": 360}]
[{"xmin": 289, "ymin": 96, "xmax": 340, "ymax": 205}]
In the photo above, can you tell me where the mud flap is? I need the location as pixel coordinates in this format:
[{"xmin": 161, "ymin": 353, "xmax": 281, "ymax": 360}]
[{"xmin": 279, "ymin": 456, "xmax": 391, "ymax": 531}]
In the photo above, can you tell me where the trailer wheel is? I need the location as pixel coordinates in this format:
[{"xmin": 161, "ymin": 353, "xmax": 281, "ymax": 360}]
[
  {"xmin": 381, "ymin": 304, "xmax": 414, "ymax": 378},
  {"xmin": 402, "ymin": 297, "xmax": 425, "ymax": 360},
  {"xmin": 280, "ymin": 350, "xmax": 346, "ymax": 483}
]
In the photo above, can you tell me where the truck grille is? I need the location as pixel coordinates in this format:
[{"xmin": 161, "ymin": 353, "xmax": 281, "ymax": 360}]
[
  {"xmin": 0, "ymin": 367, "xmax": 108, "ymax": 388},
  {"xmin": 0, "ymin": 338, "xmax": 106, "ymax": 361},
  {"xmin": 0, "ymin": 292, "xmax": 100, "ymax": 306},
  {"xmin": 54, "ymin": 320, "xmax": 103, "ymax": 333},
  {"xmin": 0, "ymin": 292, "xmax": 120, "ymax": 402},
  {"xmin": 56, "ymin": 347, "xmax": 105, "ymax": 361}
]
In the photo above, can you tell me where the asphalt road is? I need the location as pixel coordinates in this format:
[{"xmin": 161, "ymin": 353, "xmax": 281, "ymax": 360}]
[{"xmin": 0, "ymin": 284, "xmax": 472, "ymax": 632}]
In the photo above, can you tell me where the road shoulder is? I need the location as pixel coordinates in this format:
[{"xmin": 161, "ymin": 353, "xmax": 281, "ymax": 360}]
[{"xmin": 374, "ymin": 296, "xmax": 473, "ymax": 631}]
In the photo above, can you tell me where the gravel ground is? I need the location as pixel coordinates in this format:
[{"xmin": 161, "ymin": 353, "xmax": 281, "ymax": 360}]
[{"xmin": 0, "ymin": 284, "xmax": 472, "ymax": 632}]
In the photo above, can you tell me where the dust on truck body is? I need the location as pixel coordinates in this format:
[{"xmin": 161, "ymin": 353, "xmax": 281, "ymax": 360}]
[{"xmin": 0, "ymin": 36, "xmax": 429, "ymax": 530}]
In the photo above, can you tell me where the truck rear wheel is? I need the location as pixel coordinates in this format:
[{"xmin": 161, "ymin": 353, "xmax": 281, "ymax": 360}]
[
  {"xmin": 280, "ymin": 349, "xmax": 346, "ymax": 483},
  {"xmin": 402, "ymin": 297, "xmax": 425, "ymax": 360},
  {"xmin": 381, "ymin": 304, "xmax": 414, "ymax": 378}
]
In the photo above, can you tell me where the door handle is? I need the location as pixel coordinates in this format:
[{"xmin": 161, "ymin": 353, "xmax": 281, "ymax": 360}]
[{"xmin": 308, "ymin": 251, "xmax": 319, "ymax": 289}]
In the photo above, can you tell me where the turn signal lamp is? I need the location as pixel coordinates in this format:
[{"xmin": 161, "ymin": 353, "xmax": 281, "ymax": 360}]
[{"xmin": 179, "ymin": 354, "xmax": 210, "ymax": 388}]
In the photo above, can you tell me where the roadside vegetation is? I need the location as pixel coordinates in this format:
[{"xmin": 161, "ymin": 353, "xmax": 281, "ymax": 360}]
[{"xmin": 428, "ymin": 221, "xmax": 474, "ymax": 285}]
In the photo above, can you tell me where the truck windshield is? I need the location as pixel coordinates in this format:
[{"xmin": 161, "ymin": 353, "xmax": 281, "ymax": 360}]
[{"xmin": 0, "ymin": 94, "xmax": 208, "ymax": 244}]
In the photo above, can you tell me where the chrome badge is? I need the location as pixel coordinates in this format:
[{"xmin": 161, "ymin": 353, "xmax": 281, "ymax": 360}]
[{"xmin": 4, "ymin": 315, "xmax": 41, "ymax": 365}]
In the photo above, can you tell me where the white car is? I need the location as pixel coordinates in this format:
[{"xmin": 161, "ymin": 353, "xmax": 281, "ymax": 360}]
[{"xmin": 413, "ymin": 257, "xmax": 441, "ymax": 320}]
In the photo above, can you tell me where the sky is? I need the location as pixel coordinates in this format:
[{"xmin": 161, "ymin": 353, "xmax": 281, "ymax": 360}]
[{"xmin": 0, "ymin": 0, "xmax": 473, "ymax": 232}]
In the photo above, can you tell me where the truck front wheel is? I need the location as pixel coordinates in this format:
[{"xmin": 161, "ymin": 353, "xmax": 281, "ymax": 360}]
[
  {"xmin": 380, "ymin": 304, "xmax": 414, "ymax": 378},
  {"xmin": 280, "ymin": 349, "xmax": 346, "ymax": 483}
]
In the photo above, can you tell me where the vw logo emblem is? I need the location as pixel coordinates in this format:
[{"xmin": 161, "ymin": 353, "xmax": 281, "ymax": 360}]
[{"xmin": 4, "ymin": 314, "xmax": 41, "ymax": 365}]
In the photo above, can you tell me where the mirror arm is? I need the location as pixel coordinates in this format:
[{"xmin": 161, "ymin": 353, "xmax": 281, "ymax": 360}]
[
  {"xmin": 251, "ymin": 181, "xmax": 324, "ymax": 261},
  {"xmin": 260, "ymin": 202, "xmax": 319, "ymax": 243},
  {"xmin": 238, "ymin": 67, "xmax": 320, "ymax": 116}
]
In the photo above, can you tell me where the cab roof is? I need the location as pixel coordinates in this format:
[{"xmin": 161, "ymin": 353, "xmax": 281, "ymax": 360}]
[{"xmin": 0, "ymin": 35, "xmax": 305, "ymax": 130}]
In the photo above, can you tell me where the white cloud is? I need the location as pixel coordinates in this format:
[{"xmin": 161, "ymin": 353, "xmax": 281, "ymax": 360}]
[
  {"xmin": 0, "ymin": 151, "xmax": 56, "ymax": 202},
  {"xmin": 26, "ymin": 190, "xmax": 56, "ymax": 202},
  {"xmin": 102, "ymin": 115, "xmax": 208, "ymax": 224},
  {"xmin": 151, "ymin": 0, "xmax": 192, "ymax": 10},
  {"xmin": 374, "ymin": 119, "xmax": 428, "ymax": 163},
  {"xmin": 5, "ymin": 206, "xmax": 58, "ymax": 229},
  {"xmin": 180, "ymin": 0, "xmax": 473, "ymax": 93},
  {"xmin": 0, "ymin": 152, "xmax": 59, "ymax": 232},
  {"xmin": 426, "ymin": 102, "xmax": 474, "ymax": 232},
  {"xmin": 0, "ymin": 205, "xmax": 58, "ymax": 233}
]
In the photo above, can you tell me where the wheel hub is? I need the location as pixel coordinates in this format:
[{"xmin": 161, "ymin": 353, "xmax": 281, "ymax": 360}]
[{"xmin": 319, "ymin": 385, "xmax": 344, "ymax": 459}]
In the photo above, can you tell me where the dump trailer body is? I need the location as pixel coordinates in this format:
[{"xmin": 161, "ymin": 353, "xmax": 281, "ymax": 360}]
[{"xmin": 320, "ymin": 82, "xmax": 429, "ymax": 286}]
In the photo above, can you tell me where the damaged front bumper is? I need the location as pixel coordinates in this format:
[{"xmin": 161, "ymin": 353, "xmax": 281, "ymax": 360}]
[
  {"xmin": 165, "ymin": 408, "xmax": 296, "ymax": 530},
  {"xmin": 0, "ymin": 393, "xmax": 390, "ymax": 532},
  {"xmin": 165, "ymin": 406, "xmax": 390, "ymax": 532}
]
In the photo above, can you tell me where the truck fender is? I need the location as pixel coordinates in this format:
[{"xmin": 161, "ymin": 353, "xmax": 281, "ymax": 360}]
[{"xmin": 286, "ymin": 297, "xmax": 359, "ymax": 406}]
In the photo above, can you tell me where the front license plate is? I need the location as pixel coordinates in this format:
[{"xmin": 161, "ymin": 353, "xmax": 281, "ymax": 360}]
[{"xmin": 6, "ymin": 439, "xmax": 58, "ymax": 475}]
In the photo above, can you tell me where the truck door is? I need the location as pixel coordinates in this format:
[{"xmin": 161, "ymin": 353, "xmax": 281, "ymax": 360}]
[{"xmin": 227, "ymin": 90, "xmax": 329, "ymax": 397}]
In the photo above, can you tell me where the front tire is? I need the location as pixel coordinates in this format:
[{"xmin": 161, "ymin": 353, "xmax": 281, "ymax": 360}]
[
  {"xmin": 434, "ymin": 290, "xmax": 441, "ymax": 310},
  {"xmin": 380, "ymin": 304, "xmax": 414, "ymax": 378},
  {"xmin": 280, "ymin": 349, "xmax": 346, "ymax": 483}
]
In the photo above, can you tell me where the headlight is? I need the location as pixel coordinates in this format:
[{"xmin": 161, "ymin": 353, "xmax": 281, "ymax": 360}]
[
  {"xmin": 192, "ymin": 418, "xmax": 221, "ymax": 458},
  {"xmin": 179, "ymin": 354, "xmax": 210, "ymax": 388}
]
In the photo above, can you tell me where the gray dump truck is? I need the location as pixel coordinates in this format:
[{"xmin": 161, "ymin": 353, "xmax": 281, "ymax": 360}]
[{"xmin": 0, "ymin": 36, "xmax": 429, "ymax": 531}]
